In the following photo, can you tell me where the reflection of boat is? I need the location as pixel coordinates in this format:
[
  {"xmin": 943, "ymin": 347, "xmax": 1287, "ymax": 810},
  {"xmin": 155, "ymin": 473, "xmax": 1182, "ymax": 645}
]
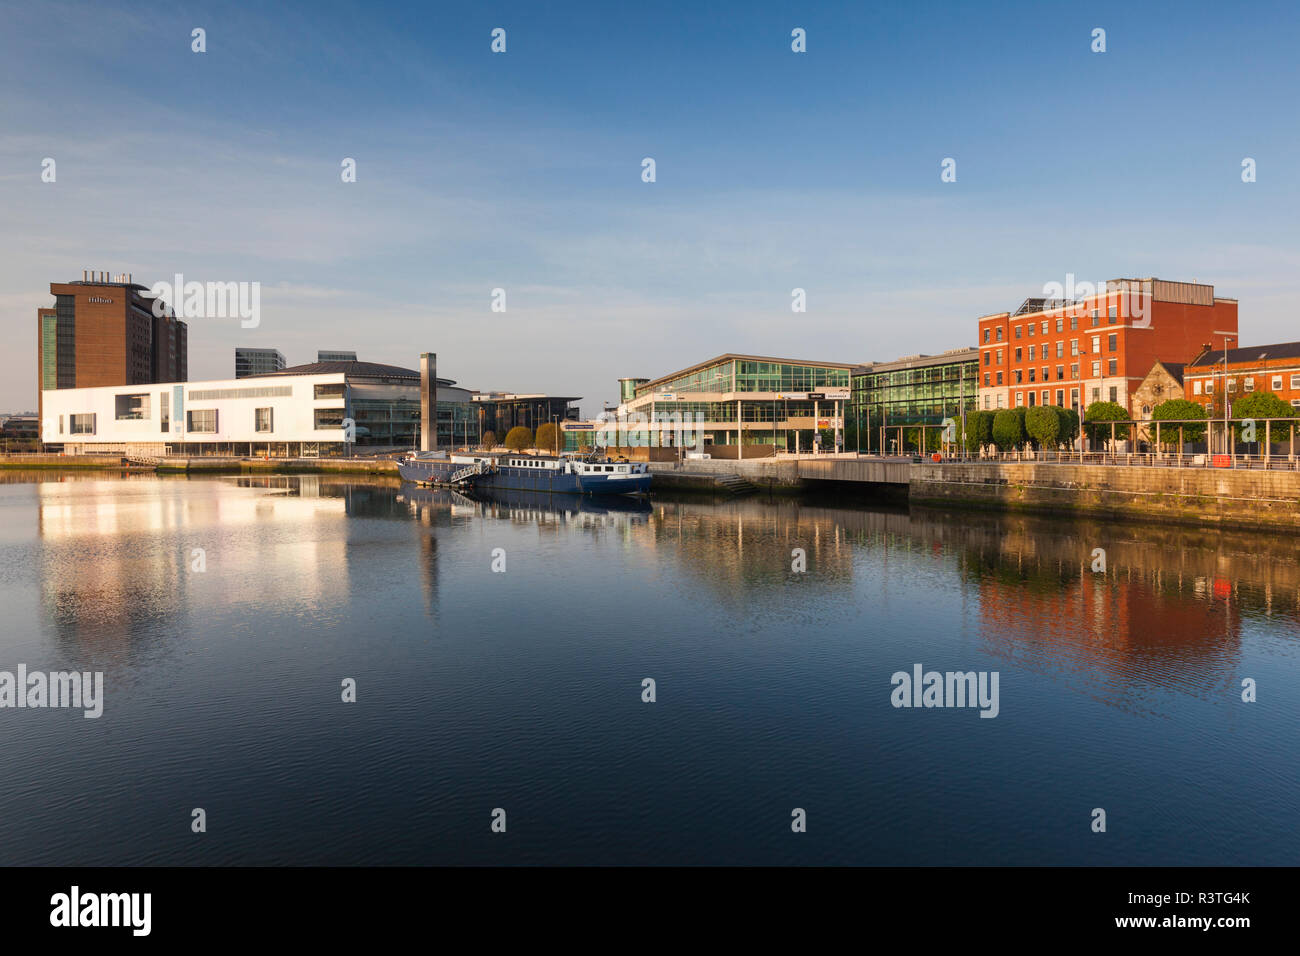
[
  {"xmin": 468, "ymin": 487, "xmax": 652, "ymax": 516},
  {"xmin": 397, "ymin": 451, "xmax": 651, "ymax": 496}
]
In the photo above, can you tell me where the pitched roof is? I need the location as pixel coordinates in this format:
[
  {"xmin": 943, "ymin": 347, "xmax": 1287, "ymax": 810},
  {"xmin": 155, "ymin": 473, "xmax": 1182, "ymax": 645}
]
[{"xmin": 1187, "ymin": 342, "xmax": 1300, "ymax": 367}]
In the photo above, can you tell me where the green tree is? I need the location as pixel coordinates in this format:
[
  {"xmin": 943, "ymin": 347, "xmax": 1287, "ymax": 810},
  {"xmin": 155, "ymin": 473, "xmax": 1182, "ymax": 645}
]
[
  {"xmin": 1149, "ymin": 399, "xmax": 1206, "ymax": 445},
  {"xmin": 991, "ymin": 409, "xmax": 1023, "ymax": 451},
  {"xmin": 1025, "ymin": 405, "xmax": 1061, "ymax": 449},
  {"xmin": 1056, "ymin": 407, "xmax": 1080, "ymax": 447},
  {"xmin": 503, "ymin": 426, "xmax": 533, "ymax": 451},
  {"xmin": 964, "ymin": 410, "xmax": 995, "ymax": 454},
  {"xmin": 1231, "ymin": 391, "xmax": 1296, "ymax": 442},
  {"xmin": 1083, "ymin": 401, "xmax": 1129, "ymax": 448},
  {"xmin": 481, "ymin": 430, "xmax": 498, "ymax": 448},
  {"xmin": 534, "ymin": 422, "xmax": 561, "ymax": 454}
]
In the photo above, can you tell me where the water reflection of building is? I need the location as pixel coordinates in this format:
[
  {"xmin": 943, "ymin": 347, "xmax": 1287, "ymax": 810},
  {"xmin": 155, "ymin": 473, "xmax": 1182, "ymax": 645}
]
[
  {"xmin": 941, "ymin": 511, "xmax": 1300, "ymax": 696},
  {"xmin": 36, "ymin": 477, "xmax": 351, "ymax": 661}
]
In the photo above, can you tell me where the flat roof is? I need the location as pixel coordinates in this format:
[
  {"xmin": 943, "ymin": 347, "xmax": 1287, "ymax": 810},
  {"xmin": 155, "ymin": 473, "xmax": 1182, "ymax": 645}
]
[
  {"xmin": 852, "ymin": 348, "xmax": 978, "ymax": 375},
  {"xmin": 637, "ymin": 353, "xmax": 857, "ymax": 391}
]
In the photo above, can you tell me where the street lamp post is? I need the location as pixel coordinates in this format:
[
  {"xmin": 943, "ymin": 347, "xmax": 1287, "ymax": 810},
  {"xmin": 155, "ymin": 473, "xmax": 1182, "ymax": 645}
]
[{"xmin": 1212, "ymin": 331, "xmax": 1235, "ymax": 457}]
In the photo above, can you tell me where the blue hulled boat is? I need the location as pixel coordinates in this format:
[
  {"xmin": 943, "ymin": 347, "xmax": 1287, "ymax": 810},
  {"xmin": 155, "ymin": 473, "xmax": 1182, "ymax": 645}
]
[{"xmin": 397, "ymin": 451, "xmax": 652, "ymax": 496}]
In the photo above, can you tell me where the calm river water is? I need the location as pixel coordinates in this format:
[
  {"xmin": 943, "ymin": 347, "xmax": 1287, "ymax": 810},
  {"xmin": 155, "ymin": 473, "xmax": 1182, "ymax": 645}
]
[{"xmin": 0, "ymin": 472, "xmax": 1295, "ymax": 865}]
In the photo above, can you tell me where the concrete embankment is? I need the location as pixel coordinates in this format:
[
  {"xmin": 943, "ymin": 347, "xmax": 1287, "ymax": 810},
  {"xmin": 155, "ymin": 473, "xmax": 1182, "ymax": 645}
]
[
  {"xmin": 157, "ymin": 457, "xmax": 400, "ymax": 475},
  {"xmin": 910, "ymin": 461, "xmax": 1300, "ymax": 531},
  {"xmin": 0, "ymin": 454, "xmax": 146, "ymax": 470}
]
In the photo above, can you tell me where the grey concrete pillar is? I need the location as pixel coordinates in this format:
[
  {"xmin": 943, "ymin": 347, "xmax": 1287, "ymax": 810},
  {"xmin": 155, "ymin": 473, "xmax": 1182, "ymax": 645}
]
[{"xmin": 420, "ymin": 352, "xmax": 437, "ymax": 452}]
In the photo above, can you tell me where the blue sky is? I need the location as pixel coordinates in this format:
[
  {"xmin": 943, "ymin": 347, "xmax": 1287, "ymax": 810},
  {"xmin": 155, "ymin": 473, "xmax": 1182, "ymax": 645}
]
[{"xmin": 3, "ymin": 0, "xmax": 1298, "ymax": 413}]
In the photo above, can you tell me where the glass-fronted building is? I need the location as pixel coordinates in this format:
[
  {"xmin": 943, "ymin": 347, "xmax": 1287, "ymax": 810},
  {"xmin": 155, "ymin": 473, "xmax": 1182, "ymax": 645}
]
[
  {"xmin": 235, "ymin": 347, "xmax": 286, "ymax": 379},
  {"xmin": 850, "ymin": 348, "xmax": 978, "ymax": 452},
  {"xmin": 613, "ymin": 354, "xmax": 854, "ymax": 452}
]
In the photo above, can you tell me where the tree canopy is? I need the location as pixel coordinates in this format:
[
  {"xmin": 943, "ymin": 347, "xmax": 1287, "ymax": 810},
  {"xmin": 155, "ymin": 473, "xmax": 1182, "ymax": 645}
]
[{"xmin": 503, "ymin": 426, "xmax": 534, "ymax": 451}]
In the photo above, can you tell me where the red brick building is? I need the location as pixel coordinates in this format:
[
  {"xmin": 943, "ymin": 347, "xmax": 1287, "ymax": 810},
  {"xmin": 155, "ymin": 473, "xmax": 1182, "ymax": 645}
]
[
  {"xmin": 976, "ymin": 278, "xmax": 1237, "ymax": 416},
  {"xmin": 1183, "ymin": 341, "xmax": 1300, "ymax": 416}
]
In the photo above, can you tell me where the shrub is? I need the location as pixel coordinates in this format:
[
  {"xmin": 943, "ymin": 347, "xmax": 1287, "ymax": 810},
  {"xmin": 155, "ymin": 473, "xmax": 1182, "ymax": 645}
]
[{"xmin": 481, "ymin": 430, "xmax": 497, "ymax": 448}]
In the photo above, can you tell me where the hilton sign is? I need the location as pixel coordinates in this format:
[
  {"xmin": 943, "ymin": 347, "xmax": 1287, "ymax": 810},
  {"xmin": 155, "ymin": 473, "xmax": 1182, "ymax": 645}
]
[{"xmin": 86, "ymin": 296, "xmax": 113, "ymax": 304}]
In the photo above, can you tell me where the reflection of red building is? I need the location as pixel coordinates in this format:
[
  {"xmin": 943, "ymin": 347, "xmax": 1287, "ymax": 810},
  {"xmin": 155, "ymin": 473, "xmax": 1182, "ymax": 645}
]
[{"xmin": 974, "ymin": 553, "xmax": 1242, "ymax": 690}]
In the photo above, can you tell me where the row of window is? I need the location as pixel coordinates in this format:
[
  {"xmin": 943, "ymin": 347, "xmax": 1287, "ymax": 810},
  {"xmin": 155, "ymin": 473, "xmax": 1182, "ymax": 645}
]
[
  {"xmin": 984, "ymin": 335, "xmax": 1116, "ymax": 366},
  {"xmin": 1192, "ymin": 374, "xmax": 1300, "ymax": 395},
  {"xmin": 980, "ymin": 386, "xmax": 1118, "ymax": 410},
  {"xmin": 982, "ymin": 307, "xmax": 1120, "ymax": 344},
  {"xmin": 982, "ymin": 360, "xmax": 1116, "ymax": 387}
]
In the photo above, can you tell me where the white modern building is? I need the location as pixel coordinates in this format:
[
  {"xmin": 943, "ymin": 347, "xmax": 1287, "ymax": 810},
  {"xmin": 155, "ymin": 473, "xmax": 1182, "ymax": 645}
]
[{"xmin": 41, "ymin": 360, "xmax": 475, "ymax": 456}]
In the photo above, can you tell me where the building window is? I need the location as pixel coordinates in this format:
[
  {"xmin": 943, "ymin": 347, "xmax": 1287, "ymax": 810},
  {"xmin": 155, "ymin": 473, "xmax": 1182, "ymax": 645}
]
[
  {"xmin": 314, "ymin": 408, "xmax": 345, "ymax": 429},
  {"xmin": 1071, "ymin": 388, "xmax": 1079, "ymax": 408},
  {"xmin": 1028, "ymin": 345, "xmax": 1035, "ymax": 360},
  {"xmin": 1071, "ymin": 340, "xmax": 1079, "ymax": 356},
  {"xmin": 983, "ymin": 373, "xmax": 990, "ymax": 386},
  {"xmin": 1041, "ymin": 366, "xmax": 1048, "ymax": 381},
  {"xmin": 1027, "ymin": 323, "xmax": 1035, "ymax": 337},
  {"xmin": 1014, "ymin": 326, "xmax": 1022, "ymax": 339},
  {"xmin": 1055, "ymin": 342, "xmax": 1064, "ymax": 358},
  {"xmin": 1015, "ymin": 369, "xmax": 1023, "ymax": 384},
  {"xmin": 1107, "ymin": 359, "xmax": 1117, "ymax": 376},
  {"xmin": 1109, "ymin": 386, "xmax": 1118, "ymax": 403},
  {"xmin": 160, "ymin": 391, "xmax": 169, "ymax": 431},
  {"xmin": 1056, "ymin": 389, "xmax": 1064, "ymax": 406},
  {"xmin": 314, "ymin": 383, "xmax": 346, "ymax": 400},
  {"xmin": 1015, "ymin": 348, "xmax": 1023, "ymax": 362},
  {"xmin": 1244, "ymin": 378, "xmax": 1254, "ymax": 392},
  {"xmin": 995, "ymin": 327, "xmax": 1003, "ymax": 341},
  {"xmin": 1272, "ymin": 375, "xmax": 1282, "ymax": 390},
  {"xmin": 1028, "ymin": 368, "xmax": 1036, "ymax": 382},
  {"xmin": 255, "ymin": 407, "xmax": 274, "ymax": 432},
  {"xmin": 1205, "ymin": 381, "xmax": 1213, "ymax": 394},
  {"xmin": 187, "ymin": 409, "xmax": 218, "ymax": 433},
  {"xmin": 1041, "ymin": 390, "xmax": 1049, "ymax": 404},
  {"xmin": 1292, "ymin": 399, "xmax": 1300, "ymax": 409},
  {"xmin": 1290, "ymin": 374, "xmax": 1300, "ymax": 390},
  {"xmin": 1193, "ymin": 380, "xmax": 1202, "ymax": 395},
  {"xmin": 1016, "ymin": 392, "xmax": 1023, "ymax": 407},
  {"xmin": 1056, "ymin": 318, "xmax": 1064, "ymax": 333},
  {"xmin": 114, "ymin": 393, "xmax": 151, "ymax": 421},
  {"xmin": 58, "ymin": 415, "xmax": 63, "ymax": 434},
  {"xmin": 1108, "ymin": 305, "xmax": 1118, "ymax": 320},
  {"xmin": 1070, "ymin": 363, "xmax": 1079, "ymax": 379},
  {"xmin": 996, "ymin": 372, "xmax": 1003, "ymax": 385},
  {"xmin": 1091, "ymin": 387, "xmax": 1100, "ymax": 403},
  {"xmin": 1107, "ymin": 333, "xmax": 1117, "ymax": 352},
  {"xmin": 69, "ymin": 413, "xmax": 96, "ymax": 435},
  {"xmin": 1028, "ymin": 392, "xmax": 1036, "ymax": 406},
  {"xmin": 996, "ymin": 351, "xmax": 1003, "ymax": 365},
  {"xmin": 997, "ymin": 393, "xmax": 1005, "ymax": 409},
  {"xmin": 984, "ymin": 395, "xmax": 991, "ymax": 409},
  {"xmin": 1070, "ymin": 315, "xmax": 1078, "ymax": 330},
  {"xmin": 1227, "ymin": 380, "xmax": 1236, "ymax": 393},
  {"xmin": 1056, "ymin": 365, "xmax": 1064, "ymax": 380},
  {"xmin": 1092, "ymin": 361, "xmax": 1101, "ymax": 377},
  {"xmin": 984, "ymin": 351, "xmax": 990, "ymax": 366},
  {"xmin": 1091, "ymin": 336, "xmax": 1100, "ymax": 353},
  {"xmin": 983, "ymin": 328, "xmax": 990, "ymax": 343}
]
